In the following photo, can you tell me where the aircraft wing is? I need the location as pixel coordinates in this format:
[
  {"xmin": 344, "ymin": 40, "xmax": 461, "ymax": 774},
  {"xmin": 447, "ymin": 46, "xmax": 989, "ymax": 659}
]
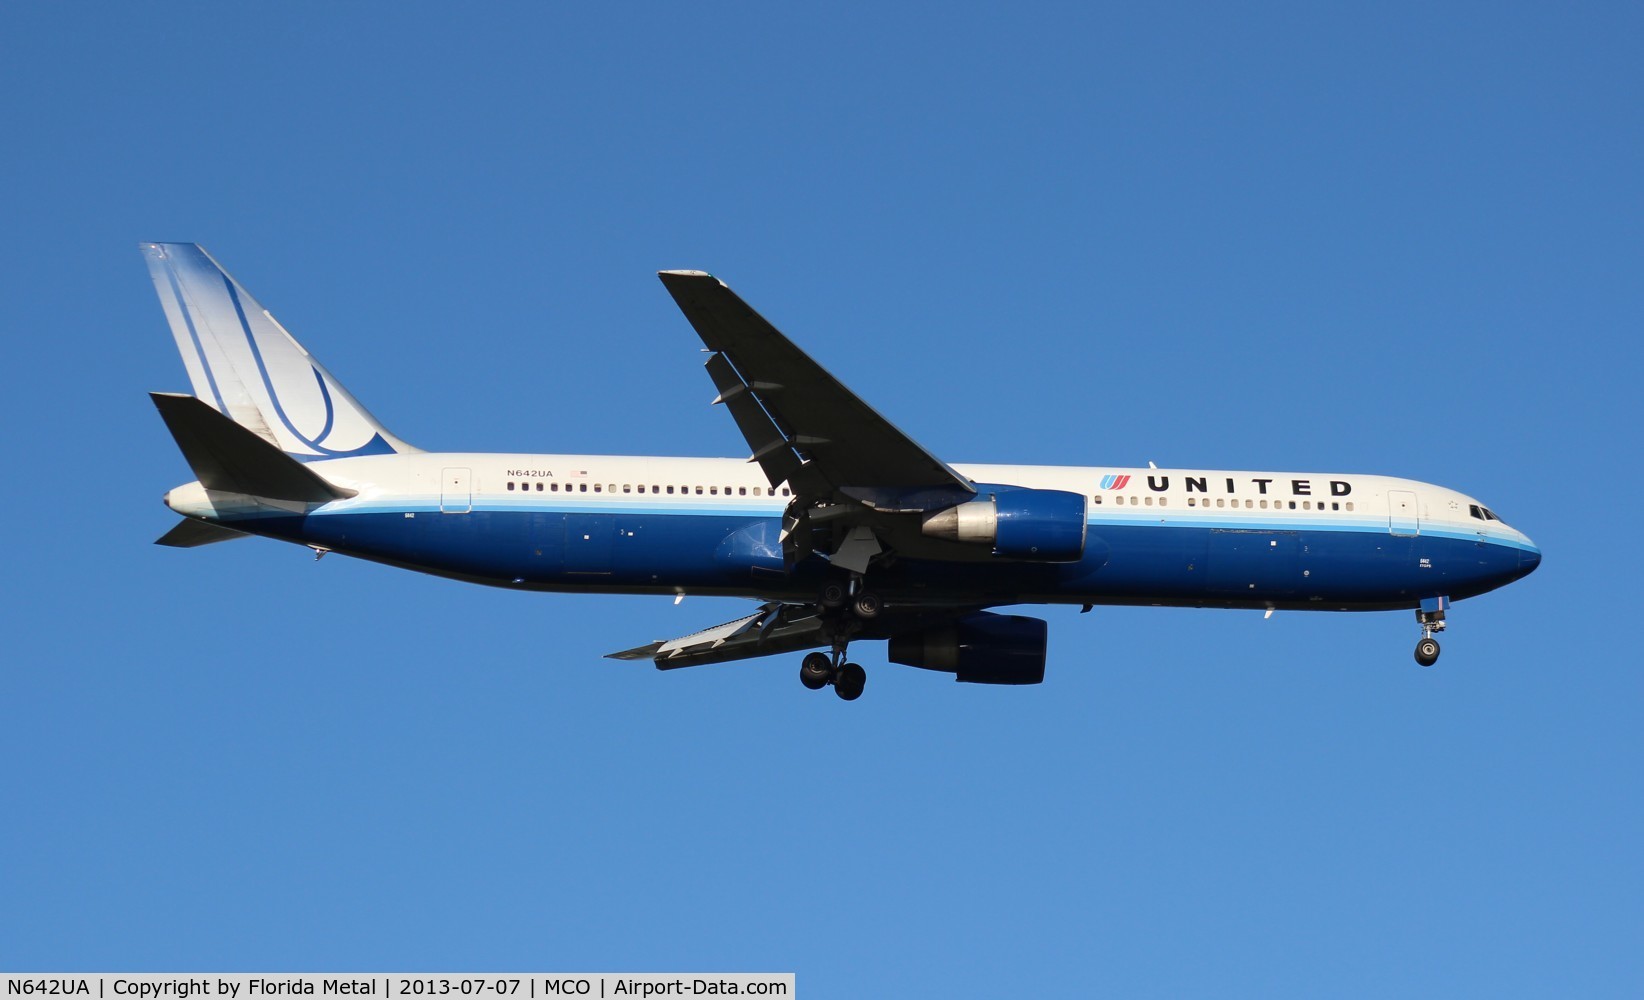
[
  {"xmin": 606, "ymin": 603, "xmax": 829, "ymax": 669},
  {"xmin": 657, "ymin": 271, "xmax": 975, "ymax": 511},
  {"xmin": 606, "ymin": 602, "xmax": 980, "ymax": 670}
]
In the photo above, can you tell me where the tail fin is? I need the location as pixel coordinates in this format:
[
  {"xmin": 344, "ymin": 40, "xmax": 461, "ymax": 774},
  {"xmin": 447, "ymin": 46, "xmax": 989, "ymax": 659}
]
[{"xmin": 141, "ymin": 243, "xmax": 418, "ymax": 459}]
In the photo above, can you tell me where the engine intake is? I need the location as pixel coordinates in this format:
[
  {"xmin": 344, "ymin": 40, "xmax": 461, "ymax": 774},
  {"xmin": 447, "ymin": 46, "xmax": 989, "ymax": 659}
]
[
  {"xmin": 920, "ymin": 488, "xmax": 1086, "ymax": 561},
  {"xmin": 888, "ymin": 612, "xmax": 1048, "ymax": 685}
]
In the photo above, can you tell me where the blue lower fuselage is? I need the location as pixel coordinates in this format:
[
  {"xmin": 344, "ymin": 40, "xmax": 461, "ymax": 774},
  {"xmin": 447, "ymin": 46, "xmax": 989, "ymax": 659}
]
[{"xmin": 233, "ymin": 504, "xmax": 1539, "ymax": 613}]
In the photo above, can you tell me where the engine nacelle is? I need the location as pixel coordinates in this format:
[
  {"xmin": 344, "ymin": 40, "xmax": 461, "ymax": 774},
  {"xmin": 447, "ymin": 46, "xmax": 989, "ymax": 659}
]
[
  {"xmin": 887, "ymin": 612, "xmax": 1048, "ymax": 685},
  {"xmin": 920, "ymin": 488, "xmax": 1086, "ymax": 561}
]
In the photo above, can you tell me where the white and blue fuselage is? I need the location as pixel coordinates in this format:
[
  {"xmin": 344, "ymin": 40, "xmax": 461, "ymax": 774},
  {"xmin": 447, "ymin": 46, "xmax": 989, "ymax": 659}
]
[{"xmin": 166, "ymin": 453, "xmax": 1538, "ymax": 611}]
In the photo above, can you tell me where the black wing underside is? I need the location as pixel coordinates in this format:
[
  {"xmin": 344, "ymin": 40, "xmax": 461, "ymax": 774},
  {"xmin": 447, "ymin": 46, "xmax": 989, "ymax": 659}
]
[{"xmin": 657, "ymin": 270, "xmax": 975, "ymax": 511}]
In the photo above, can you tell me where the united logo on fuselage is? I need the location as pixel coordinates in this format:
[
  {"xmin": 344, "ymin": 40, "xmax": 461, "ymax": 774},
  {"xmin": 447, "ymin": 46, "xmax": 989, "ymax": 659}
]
[{"xmin": 1099, "ymin": 474, "xmax": 1131, "ymax": 490}]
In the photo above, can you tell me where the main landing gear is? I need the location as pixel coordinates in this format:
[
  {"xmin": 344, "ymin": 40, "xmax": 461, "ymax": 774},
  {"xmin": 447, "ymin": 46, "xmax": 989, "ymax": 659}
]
[
  {"xmin": 800, "ymin": 650, "xmax": 867, "ymax": 701},
  {"xmin": 1414, "ymin": 604, "xmax": 1447, "ymax": 667},
  {"xmin": 799, "ymin": 576, "xmax": 882, "ymax": 700}
]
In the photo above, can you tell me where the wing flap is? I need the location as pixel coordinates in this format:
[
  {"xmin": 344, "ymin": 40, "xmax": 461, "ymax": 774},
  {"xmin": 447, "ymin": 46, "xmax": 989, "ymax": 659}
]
[{"xmin": 704, "ymin": 353, "xmax": 803, "ymax": 489}]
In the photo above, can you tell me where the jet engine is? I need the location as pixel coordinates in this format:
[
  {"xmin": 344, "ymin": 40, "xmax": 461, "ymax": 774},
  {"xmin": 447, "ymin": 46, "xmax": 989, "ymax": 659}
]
[
  {"xmin": 888, "ymin": 612, "xmax": 1048, "ymax": 685},
  {"xmin": 919, "ymin": 488, "xmax": 1086, "ymax": 561}
]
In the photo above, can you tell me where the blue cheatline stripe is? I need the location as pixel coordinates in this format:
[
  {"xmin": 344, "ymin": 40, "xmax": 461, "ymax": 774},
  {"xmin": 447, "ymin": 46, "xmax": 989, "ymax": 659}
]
[
  {"xmin": 163, "ymin": 259, "xmax": 228, "ymax": 414},
  {"xmin": 294, "ymin": 497, "xmax": 1533, "ymax": 549}
]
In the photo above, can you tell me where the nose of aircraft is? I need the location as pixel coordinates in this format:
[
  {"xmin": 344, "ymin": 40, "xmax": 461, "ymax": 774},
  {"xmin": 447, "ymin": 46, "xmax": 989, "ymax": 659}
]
[{"xmin": 1519, "ymin": 541, "xmax": 1542, "ymax": 575}]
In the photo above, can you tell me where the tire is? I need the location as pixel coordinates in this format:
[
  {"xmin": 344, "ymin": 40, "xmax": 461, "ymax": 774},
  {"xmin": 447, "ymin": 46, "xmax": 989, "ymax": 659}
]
[
  {"xmin": 1415, "ymin": 637, "xmax": 1440, "ymax": 667},
  {"xmin": 800, "ymin": 652, "xmax": 833, "ymax": 690},
  {"xmin": 852, "ymin": 591, "xmax": 882, "ymax": 619},
  {"xmin": 820, "ymin": 582, "xmax": 848, "ymax": 609},
  {"xmin": 834, "ymin": 662, "xmax": 867, "ymax": 701}
]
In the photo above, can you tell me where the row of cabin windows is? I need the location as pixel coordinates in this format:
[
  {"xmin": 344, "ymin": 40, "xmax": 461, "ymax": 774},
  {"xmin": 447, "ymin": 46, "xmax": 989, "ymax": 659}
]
[
  {"xmin": 505, "ymin": 480, "xmax": 791, "ymax": 497},
  {"xmin": 1092, "ymin": 494, "xmax": 1354, "ymax": 512}
]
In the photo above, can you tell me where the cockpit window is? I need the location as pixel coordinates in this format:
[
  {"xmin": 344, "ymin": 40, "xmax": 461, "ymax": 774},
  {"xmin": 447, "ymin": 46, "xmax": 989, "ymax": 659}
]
[{"xmin": 1471, "ymin": 504, "xmax": 1503, "ymax": 522}]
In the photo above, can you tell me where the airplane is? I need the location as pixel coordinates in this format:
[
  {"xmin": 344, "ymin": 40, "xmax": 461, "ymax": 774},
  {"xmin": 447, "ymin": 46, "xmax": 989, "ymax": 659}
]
[{"xmin": 143, "ymin": 242, "xmax": 1541, "ymax": 701}]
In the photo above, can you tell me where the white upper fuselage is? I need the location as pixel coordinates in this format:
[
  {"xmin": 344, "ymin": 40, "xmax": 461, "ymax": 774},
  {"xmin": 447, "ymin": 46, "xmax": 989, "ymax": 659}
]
[{"xmin": 167, "ymin": 452, "xmax": 1535, "ymax": 553}]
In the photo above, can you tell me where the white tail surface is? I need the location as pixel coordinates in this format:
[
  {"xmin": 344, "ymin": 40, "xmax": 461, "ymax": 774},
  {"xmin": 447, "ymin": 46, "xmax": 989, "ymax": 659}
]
[{"xmin": 141, "ymin": 242, "xmax": 417, "ymax": 459}]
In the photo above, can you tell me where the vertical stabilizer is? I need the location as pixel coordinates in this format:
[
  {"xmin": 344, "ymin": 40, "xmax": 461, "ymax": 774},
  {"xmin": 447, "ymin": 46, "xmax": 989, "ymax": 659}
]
[{"xmin": 141, "ymin": 242, "xmax": 418, "ymax": 459}]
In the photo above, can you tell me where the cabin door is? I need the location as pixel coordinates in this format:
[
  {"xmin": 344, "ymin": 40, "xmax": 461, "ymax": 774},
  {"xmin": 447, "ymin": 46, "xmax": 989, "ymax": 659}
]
[
  {"xmin": 1388, "ymin": 490, "xmax": 1419, "ymax": 536},
  {"xmin": 440, "ymin": 467, "xmax": 472, "ymax": 513}
]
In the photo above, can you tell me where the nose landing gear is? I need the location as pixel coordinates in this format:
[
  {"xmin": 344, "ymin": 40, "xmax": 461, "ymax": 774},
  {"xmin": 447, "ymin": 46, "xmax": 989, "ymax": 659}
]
[{"xmin": 1414, "ymin": 599, "xmax": 1447, "ymax": 667}]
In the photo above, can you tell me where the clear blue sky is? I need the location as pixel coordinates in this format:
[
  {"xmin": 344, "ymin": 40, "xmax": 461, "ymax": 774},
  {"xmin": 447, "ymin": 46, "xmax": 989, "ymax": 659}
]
[{"xmin": 3, "ymin": 3, "xmax": 1639, "ymax": 995}]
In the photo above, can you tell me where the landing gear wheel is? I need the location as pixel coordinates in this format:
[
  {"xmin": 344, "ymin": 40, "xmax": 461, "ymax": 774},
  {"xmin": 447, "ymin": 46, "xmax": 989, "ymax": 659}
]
[
  {"xmin": 852, "ymin": 591, "xmax": 882, "ymax": 619},
  {"xmin": 819, "ymin": 582, "xmax": 849, "ymax": 609},
  {"xmin": 1415, "ymin": 637, "xmax": 1440, "ymax": 667},
  {"xmin": 834, "ymin": 662, "xmax": 867, "ymax": 701},
  {"xmin": 800, "ymin": 652, "xmax": 833, "ymax": 690}
]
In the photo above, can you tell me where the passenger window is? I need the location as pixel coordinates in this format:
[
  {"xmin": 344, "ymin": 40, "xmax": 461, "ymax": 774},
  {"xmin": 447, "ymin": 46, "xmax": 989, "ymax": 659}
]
[
  {"xmin": 593, "ymin": 484, "xmax": 602, "ymax": 493},
  {"xmin": 507, "ymin": 481, "xmax": 515, "ymax": 491},
  {"xmin": 696, "ymin": 486, "xmax": 703, "ymax": 495},
  {"xmin": 1302, "ymin": 500, "xmax": 1310, "ymax": 510},
  {"xmin": 1216, "ymin": 499, "xmax": 1225, "ymax": 508},
  {"xmin": 710, "ymin": 487, "xmax": 718, "ymax": 495},
  {"xmin": 783, "ymin": 488, "xmax": 791, "ymax": 496},
  {"xmin": 1144, "ymin": 496, "xmax": 1153, "ymax": 506},
  {"xmin": 535, "ymin": 482, "xmax": 543, "ymax": 492},
  {"xmin": 1345, "ymin": 502, "xmax": 1354, "ymax": 511},
  {"xmin": 623, "ymin": 485, "xmax": 631, "ymax": 494},
  {"xmin": 1159, "ymin": 497, "xmax": 1168, "ymax": 507},
  {"xmin": 551, "ymin": 483, "xmax": 559, "ymax": 492},
  {"xmin": 666, "ymin": 485, "xmax": 675, "ymax": 494},
  {"xmin": 739, "ymin": 487, "xmax": 747, "ymax": 496},
  {"xmin": 578, "ymin": 484, "xmax": 587, "ymax": 492},
  {"xmin": 1245, "ymin": 500, "xmax": 1253, "ymax": 509},
  {"xmin": 1259, "ymin": 500, "xmax": 1267, "ymax": 509},
  {"xmin": 1093, "ymin": 495, "xmax": 1102, "ymax": 504},
  {"xmin": 753, "ymin": 487, "xmax": 763, "ymax": 496}
]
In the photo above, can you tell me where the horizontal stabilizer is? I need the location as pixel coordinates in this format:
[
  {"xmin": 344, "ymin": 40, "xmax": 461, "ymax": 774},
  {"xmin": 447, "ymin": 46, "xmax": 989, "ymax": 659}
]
[
  {"xmin": 155, "ymin": 518, "xmax": 249, "ymax": 548},
  {"xmin": 151, "ymin": 392, "xmax": 357, "ymax": 503}
]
